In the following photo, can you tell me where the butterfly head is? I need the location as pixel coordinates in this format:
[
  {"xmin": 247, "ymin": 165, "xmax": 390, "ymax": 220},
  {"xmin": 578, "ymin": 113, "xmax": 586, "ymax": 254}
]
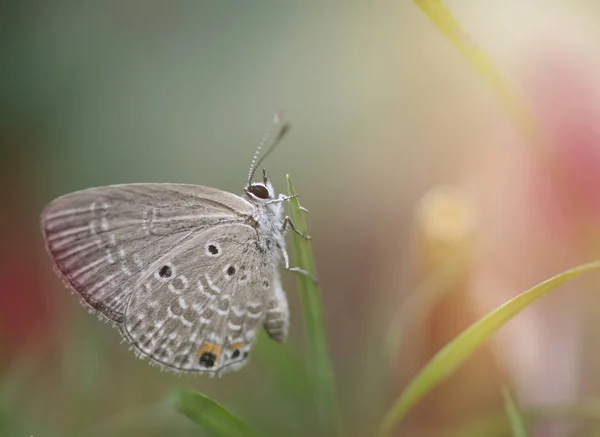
[{"xmin": 244, "ymin": 168, "xmax": 275, "ymax": 202}]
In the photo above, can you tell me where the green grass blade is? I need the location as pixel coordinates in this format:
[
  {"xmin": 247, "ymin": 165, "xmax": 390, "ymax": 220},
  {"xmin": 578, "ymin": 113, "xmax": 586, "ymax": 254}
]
[
  {"xmin": 287, "ymin": 174, "xmax": 343, "ymax": 437},
  {"xmin": 377, "ymin": 260, "xmax": 600, "ymax": 437},
  {"xmin": 502, "ymin": 387, "xmax": 530, "ymax": 437},
  {"xmin": 411, "ymin": 0, "xmax": 588, "ymax": 208},
  {"xmin": 413, "ymin": 0, "xmax": 538, "ymax": 142},
  {"xmin": 172, "ymin": 388, "xmax": 260, "ymax": 437}
]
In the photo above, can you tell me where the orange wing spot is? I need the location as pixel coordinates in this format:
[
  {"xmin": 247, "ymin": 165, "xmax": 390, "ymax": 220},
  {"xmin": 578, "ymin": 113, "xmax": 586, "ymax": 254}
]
[
  {"xmin": 198, "ymin": 343, "xmax": 222, "ymax": 361},
  {"xmin": 231, "ymin": 342, "xmax": 244, "ymax": 350}
]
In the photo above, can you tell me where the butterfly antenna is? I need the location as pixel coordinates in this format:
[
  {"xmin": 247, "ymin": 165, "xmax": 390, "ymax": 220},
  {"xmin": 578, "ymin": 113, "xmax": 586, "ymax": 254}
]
[{"xmin": 247, "ymin": 112, "xmax": 291, "ymax": 184}]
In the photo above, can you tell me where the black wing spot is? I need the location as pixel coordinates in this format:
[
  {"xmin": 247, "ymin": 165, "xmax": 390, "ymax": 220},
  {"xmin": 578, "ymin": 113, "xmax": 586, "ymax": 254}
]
[
  {"xmin": 232, "ymin": 349, "xmax": 241, "ymax": 359},
  {"xmin": 207, "ymin": 244, "xmax": 219, "ymax": 255},
  {"xmin": 226, "ymin": 265, "xmax": 236, "ymax": 276},
  {"xmin": 159, "ymin": 265, "xmax": 172, "ymax": 278},
  {"xmin": 243, "ymin": 351, "xmax": 249, "ymax": 359},
  {"xmin": 199, "ymin": 352, "xmax": 216, "ymax": 368}
]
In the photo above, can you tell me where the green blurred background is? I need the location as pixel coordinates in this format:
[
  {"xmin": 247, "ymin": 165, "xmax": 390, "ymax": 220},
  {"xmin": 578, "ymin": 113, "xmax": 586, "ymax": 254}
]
[{"xmin": 4, "ymin": 1, "xmax": 600, "ymax": 436}]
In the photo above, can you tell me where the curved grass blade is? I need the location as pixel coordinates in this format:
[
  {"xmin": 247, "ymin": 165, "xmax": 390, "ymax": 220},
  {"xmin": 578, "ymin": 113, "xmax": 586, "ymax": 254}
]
[
  {"xmin": 413, "ymin": 0, "xmax": 538, "ymax": 142},
  {"xmin": 172, "ymin": 388, "xmax": 260, "ymax": 437},
  {"xmin": 411, "ymin": 0, "xmax": 591, "ymax": 218},
  {"xmin": 287, "ymin": 174, "xmax": 343, "ymax": 437},
  {"xmin": 502, "ymin": 387, "xmax": 530, "ymax": 437},
  {"xmin": 377, "ymin": 260, "xmax": 600, "ymax": 437}
]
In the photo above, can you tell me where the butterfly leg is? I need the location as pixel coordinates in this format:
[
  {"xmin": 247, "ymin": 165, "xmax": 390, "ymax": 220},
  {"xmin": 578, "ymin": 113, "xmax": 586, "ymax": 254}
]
[
  {"xmin": 266, "ymin": 194, "xmax": 299, "ymax": 205},
  {"xmin": 280, "ymin": 245, "xmax": 318, "ymax": 284},
  {"xmin": 282, "ymin": 216, "xmax": 311, "ymax": 240},
  {"xmin": 269, "ymin": 194, "xmax": 310, "ymax": 214}
]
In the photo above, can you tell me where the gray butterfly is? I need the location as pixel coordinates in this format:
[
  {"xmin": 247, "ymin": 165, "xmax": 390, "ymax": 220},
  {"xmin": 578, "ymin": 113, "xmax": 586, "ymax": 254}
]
[{"xmin": 40, "ymin": 121, "xmax": 312, "ymax": 376}]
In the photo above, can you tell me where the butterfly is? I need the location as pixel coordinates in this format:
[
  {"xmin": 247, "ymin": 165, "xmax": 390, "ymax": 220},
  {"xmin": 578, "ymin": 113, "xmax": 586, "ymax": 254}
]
[{"xmin": 40, "ymin": 118, "xmax": 313, "ymax": 376}]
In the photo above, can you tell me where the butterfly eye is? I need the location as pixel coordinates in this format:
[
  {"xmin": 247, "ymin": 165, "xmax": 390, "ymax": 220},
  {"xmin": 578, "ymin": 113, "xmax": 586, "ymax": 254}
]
[{"xmin": 248, "ymin": 184, "xmax": 271, "ymax": 199}]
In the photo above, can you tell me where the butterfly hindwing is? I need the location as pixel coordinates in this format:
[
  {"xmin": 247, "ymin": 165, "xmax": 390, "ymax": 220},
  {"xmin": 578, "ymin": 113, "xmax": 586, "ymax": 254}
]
[
  {"xmin": 122, "ymin": 223, "xmax": 276, "ymax": 374},
  {"xmin": 41, "ymin": 183, "xmax": 253, "ymax": 323}
]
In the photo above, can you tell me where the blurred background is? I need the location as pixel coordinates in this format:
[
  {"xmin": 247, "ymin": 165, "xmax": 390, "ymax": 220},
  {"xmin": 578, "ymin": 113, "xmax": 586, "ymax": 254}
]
[{"xmin": 3, "ymin": 1, "xmax": 600, "ymax": 436}]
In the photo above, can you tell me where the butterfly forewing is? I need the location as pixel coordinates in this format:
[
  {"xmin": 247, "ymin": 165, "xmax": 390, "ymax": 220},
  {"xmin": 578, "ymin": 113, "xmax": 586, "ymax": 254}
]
[
  {"xmin": 122, "ymin": 223, "xmax": 274, "ymax": 374},
  {"xmin": 41, "ymin": 183, "xmax": 253, "ymax": 323}
]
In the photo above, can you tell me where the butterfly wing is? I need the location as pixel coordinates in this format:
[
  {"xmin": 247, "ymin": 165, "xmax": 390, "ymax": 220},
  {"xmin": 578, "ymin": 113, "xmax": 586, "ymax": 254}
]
[
  {"xmin": 41, "ymin": 183, "xmax": 253, "ymax": 323},
  {"xmin": 122, "ymin": 223, "xmax": 276, "ymax": 374}
]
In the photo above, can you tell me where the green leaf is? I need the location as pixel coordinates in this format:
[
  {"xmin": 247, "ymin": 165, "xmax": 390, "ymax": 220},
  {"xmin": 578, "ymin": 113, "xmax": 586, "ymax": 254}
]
[
  {"xmin": 377, "ymin": 260, "xmax": 600, "ymax": 437},
  {"xmin": 287, "ymin": 174, "xmax": 343, "ymax": 437},
  {"xmin": 502, "ymin": 387, "xmax": 530, "ymax": 437},
  {"xmin": 172, "ymin": 388, "xmax": 260, "ymax": 437}
]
